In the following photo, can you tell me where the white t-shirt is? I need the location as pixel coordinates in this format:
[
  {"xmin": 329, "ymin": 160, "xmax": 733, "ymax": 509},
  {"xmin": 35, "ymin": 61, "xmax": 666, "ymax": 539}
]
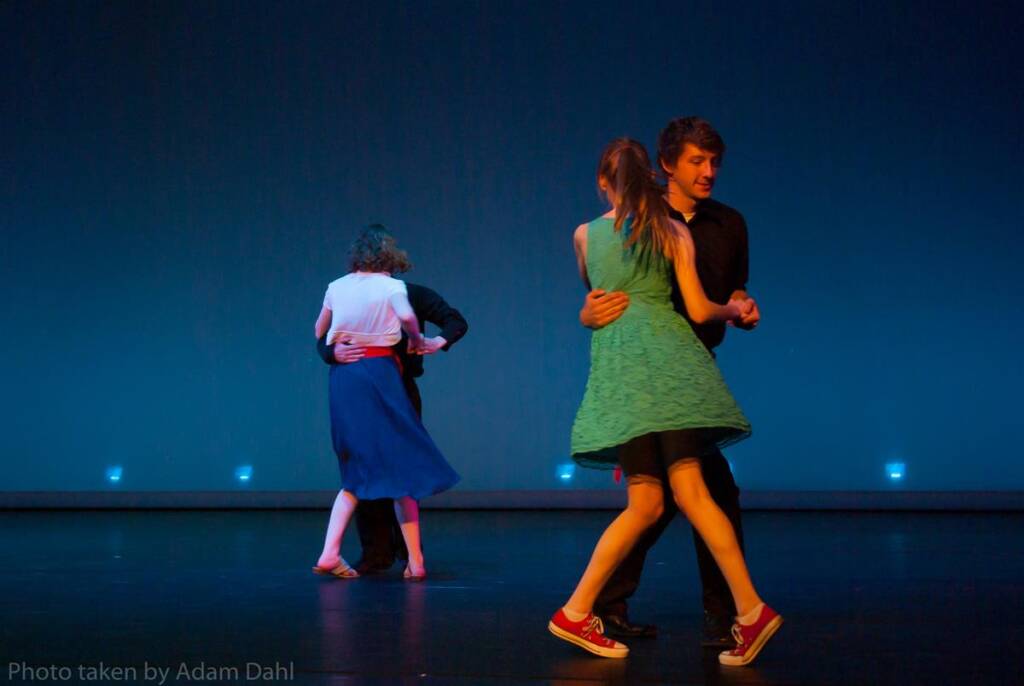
[{"xmin": 322, "ymin": 272, "xmax": 407, "ymax": 346}]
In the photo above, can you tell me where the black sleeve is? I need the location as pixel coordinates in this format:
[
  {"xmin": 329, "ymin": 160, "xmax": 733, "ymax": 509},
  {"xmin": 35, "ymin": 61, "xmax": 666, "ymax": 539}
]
[
  {"xmin": 407, "ymin": 284, "xmax": 469, "ymax": 351},
  {"xmin": 735, "ymin": 214, "xmax": 749, "ymax": 293},
  {"xmin": 316, "ymin": 334, "xmax": 335, "ymax": 365}
]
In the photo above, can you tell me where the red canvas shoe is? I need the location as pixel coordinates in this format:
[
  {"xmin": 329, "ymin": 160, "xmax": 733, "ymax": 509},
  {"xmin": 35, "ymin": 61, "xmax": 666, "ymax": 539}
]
[
  {"xmin": 718, "ymin": 604, "xmax": 783, "ymax": 666},
  {"xmin": 548, "ymin": 609, "xmax": 629, "ymax": 658}
]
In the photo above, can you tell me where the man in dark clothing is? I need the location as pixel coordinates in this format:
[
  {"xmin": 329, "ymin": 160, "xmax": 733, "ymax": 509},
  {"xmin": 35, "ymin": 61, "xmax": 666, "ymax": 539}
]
[
  {"xmin": 580, "ymin": 117, "xmax": 760, "ymax": 646},
  {"xmin": 317, "ymin": 281, "xmax": 468, "ymax": 574}
]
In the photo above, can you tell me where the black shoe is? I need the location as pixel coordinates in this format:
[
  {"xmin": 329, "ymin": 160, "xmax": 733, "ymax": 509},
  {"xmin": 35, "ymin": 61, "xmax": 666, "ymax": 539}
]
[
  {"xmin": 598, "ymin": 613, "xmax": 658, "ymax": 639},
  {"xmin": 353, "ymin": 558, "xmax": 394, "ymax": 575},
  {"xmin": 701, "ymin": 611, "xmax": 736, "ymax": 648}
]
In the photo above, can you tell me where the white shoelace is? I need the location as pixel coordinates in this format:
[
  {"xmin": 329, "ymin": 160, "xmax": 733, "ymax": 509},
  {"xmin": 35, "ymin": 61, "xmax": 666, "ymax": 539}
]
[{"xmin": 582, "ymin": 615, "xmax": 604, "ymax": 639}]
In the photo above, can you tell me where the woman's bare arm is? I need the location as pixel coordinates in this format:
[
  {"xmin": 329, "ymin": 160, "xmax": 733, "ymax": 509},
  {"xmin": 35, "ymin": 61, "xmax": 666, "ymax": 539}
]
[
  {"xmin": 573, "ymin": 223, "xmax": 591, "ymax": 289},
  {"xmin": 314, "ymin": 306, "xmax": 331, "ymax": 339},
  {"xmin": 389, "ymin": 291, "xmax": 423, "ymax": 341},
  {"xmin": 670, "ymin": 220, "xmax": 744, "ymax": 324}
]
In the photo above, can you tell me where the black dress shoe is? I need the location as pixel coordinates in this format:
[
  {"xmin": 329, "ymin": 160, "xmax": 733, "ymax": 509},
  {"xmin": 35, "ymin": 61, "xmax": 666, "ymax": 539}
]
[
  {"xmin": 353, "ymin": 558, "xmax": 394, "ymax": 575},
  {"xmin": 599, "ymin": 613, "xmax": 658, "ymax": 639},
  {"xmin": 701, "ymin": 611, "xmax": 736, "ymax": 648}
]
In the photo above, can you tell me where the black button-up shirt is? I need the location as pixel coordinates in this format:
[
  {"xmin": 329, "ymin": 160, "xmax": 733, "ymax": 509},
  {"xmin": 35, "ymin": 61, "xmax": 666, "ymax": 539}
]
[{"xmin": 668, "ymin": 198, "xmax": 749, "ymax": 352}]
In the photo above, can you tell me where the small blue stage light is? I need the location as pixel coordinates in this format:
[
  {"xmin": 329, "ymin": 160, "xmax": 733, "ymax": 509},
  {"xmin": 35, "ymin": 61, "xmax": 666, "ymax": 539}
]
[
  {"xmin": 106, "ymin": 466, "xmax": 123, "ymax": 484},
  {"xmin": 885, "ymin": 462, "xmax": 906, "ymax": 481},
  {"xmin": 556, "ymin": 463, "xmax": 575, "ymax": 482},
  {"xmin": 235, "ymin": 465, "xmax": 253, "ymax": 483}
]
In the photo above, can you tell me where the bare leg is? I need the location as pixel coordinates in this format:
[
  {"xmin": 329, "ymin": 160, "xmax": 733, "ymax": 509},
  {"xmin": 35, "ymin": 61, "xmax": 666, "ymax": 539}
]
[
  {"xmin": 668, "ymin": 460, "xmax": 762, "ymax": 616},
  {"xmin": 394, "ymin": 496, "xmax": 424, "ymax": 574},
  {"xmin": 317, "ymin": 489, "xmax": 358, "ymax": 569},
  {"xmin": 564, "ymin": 478, "xmax": 664, "ymax": 615}
]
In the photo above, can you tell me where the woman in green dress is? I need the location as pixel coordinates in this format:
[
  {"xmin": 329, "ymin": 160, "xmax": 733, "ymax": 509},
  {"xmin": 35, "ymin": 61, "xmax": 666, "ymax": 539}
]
[{"xmin": 548, "ymin": 139, "xmax": 782, "ymax": 666}]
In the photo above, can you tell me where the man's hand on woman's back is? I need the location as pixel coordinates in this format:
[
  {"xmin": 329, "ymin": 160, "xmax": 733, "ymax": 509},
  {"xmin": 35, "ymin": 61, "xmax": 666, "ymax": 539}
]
[
  {"xmin": 580, "ymin": 289, "xmax": 630, "ymax": 329},
  {"xmin": 333, "ymin": 342, "xmax": 367, "ymax": 364}
]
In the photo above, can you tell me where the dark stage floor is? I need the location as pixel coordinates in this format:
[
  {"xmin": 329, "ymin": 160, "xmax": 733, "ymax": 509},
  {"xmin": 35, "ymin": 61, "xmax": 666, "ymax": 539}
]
[{"xmin": 1, "ymin": 509, "xmax": 1021, "ymax": 685}]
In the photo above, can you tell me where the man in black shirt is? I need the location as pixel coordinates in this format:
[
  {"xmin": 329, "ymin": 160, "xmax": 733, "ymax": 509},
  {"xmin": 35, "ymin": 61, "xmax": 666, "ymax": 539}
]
[
  {"xmin": 581, "ymin": 117, "xmax": 760, "ymax": 646},
  {"xmin": 317, "ymin": 281, "xmax": 468, "ymax": 574}
]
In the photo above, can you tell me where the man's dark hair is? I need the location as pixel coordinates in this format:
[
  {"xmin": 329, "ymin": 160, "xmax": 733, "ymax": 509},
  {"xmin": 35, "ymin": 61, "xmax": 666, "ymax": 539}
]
[
  {"xmin": 347, "ymin": 223, "xmax": 412, "ymax": 274},
  {"xmin": 657, "ymin": 117, "xmax": 726, "ymax": 171}
]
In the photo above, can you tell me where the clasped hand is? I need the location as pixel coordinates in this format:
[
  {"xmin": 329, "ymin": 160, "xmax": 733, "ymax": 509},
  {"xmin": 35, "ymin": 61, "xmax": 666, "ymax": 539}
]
[
  {"xmin": 729, "ymin": 297, "xmax": 760, "ymax": 329},
  {"xmin": 407, "ymin": 335, "xmax": 446, "ymax": 355}
]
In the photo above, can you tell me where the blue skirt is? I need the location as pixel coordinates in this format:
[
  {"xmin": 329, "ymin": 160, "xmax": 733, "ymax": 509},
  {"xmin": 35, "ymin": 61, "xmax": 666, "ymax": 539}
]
[{"xmin": 328, "ymin": 357, "xmax": 459, "ymax": 500}]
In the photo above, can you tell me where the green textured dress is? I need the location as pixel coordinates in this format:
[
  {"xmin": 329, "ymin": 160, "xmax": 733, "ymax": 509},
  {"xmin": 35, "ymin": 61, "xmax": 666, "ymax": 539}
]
[{"xmin": 570, "ymin": 216, "xmax": 751, "ymax": 469}]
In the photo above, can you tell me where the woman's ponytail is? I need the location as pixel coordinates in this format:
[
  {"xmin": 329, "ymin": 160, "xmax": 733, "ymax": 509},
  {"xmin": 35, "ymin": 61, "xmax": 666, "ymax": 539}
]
[{"xmin": 597, "ymin": 138, "xmax": 674, "ymax": 258}]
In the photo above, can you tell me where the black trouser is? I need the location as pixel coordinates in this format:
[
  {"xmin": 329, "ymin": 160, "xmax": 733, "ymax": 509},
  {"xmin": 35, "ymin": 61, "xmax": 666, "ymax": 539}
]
[
  {"xmin": 594, "ymin": 447, "xmax": 744, "ymax": 620},
  {"xmin": 352, "ymin": 376, "xmax": 421, "ymax": 565}
]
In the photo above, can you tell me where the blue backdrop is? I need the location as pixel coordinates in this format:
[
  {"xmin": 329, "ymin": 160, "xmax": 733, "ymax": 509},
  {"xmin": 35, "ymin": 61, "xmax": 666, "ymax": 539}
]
[{"xmin": 3, "ymin": 1, "xmax": 1022, "ymax": 493}]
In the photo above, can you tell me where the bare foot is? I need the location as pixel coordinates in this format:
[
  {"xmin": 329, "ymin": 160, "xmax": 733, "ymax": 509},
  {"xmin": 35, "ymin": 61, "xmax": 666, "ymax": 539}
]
[{"xmin": 403, "ymin": 556, "xmax": 426, "ymax": 580}]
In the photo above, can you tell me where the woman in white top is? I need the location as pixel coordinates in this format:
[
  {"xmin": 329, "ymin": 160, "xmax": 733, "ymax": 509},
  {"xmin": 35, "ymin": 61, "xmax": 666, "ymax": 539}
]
[{"xmin": 312, "ymin": 226, "xmax": 459, "ymax": 581}]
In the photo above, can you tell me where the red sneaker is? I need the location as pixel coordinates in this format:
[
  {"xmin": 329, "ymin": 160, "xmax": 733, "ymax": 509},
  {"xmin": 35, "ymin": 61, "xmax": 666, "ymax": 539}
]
[
  {"xmin": 548, "ymin": 609, "xmax": 629, "ymax": 658},
  {"xmin": 718, "ymin": 604, "xmax": 783, "ymax": 666}
]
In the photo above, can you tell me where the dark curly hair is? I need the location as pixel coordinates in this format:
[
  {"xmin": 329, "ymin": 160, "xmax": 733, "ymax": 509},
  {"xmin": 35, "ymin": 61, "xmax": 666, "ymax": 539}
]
[
  {"xmin": 657, "ymin": 116, "xmax": 726, "ymax": 172},
  {"xmin": 347, "ymin": 224, "xmax": 412, "ymax": 274}
]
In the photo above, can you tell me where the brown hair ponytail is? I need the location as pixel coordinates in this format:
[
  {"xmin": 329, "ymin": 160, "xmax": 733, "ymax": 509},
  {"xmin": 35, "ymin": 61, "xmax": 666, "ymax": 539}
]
[{"xmin": 597, "ymin": 138, "xmax": 674, "ymax": 258}]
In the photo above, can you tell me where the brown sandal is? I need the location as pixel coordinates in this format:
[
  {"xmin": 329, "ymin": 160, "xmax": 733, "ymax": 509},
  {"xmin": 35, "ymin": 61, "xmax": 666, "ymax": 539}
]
[{"xmin": 312, "ymin": 562, "xmax": 359, "ymax": 579}]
